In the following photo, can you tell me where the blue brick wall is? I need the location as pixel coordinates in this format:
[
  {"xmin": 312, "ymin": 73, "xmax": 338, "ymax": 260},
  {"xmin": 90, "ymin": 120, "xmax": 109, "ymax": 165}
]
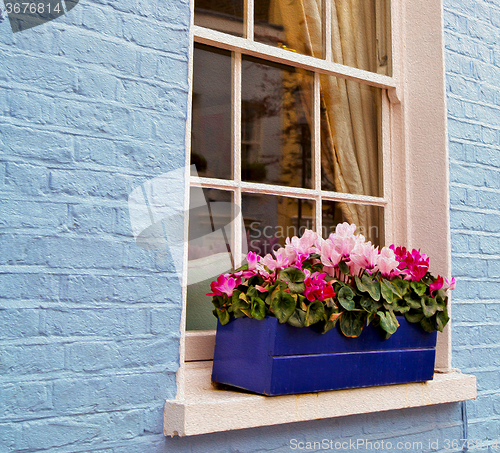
[
  {"xmin": 0, "ymin": 1, "xmax": 189, "ymax": 451},
  {"xmin": 445, "ymin": 0, "xmax": 500, "ymax": 447},
  {"xmin": 1, "ymin": 0, "xmax": 498, "ymax": 451}
]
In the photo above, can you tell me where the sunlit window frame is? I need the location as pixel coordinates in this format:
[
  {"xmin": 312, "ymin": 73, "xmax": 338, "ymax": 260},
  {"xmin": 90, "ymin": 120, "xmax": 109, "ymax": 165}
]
[{"xmin": 164, "ymin": 0, "xmax": 478, "ymax": 437}]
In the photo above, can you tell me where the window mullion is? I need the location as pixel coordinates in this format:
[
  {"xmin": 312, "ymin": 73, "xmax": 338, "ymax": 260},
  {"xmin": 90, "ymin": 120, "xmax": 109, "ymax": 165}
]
[
  {"xmin": 245, "ymin": 0, "xmax": 254, "ymax": 41},
  {"xmin": 314, "ymin": 72, "xmax": 322, "ymax": 235},
  {"xmin": 324, "ymin": 0, "xmax": 332, "ymax": 62},
  {"xmin": 233, "ymin": 51, "xmax": 243, "ymax": 267}
]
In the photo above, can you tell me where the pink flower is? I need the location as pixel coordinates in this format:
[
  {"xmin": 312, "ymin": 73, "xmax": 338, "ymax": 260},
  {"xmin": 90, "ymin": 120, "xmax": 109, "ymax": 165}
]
[
  {"xmin": 334, "ymin": 222, "xmax": 357, "ymax": 237},
  {"xmin": 320, "ymin": 239, "xmax": 342, "ymax": 268},
  {"xmin": 430, "ymin": 275, "xmax": 444, "ymax": 297},
  {"xmin": 391, "ymin": 246, "xmax": 430, "ymax": 281},
  {"xmin": 303, "ymin": 270, "xmax": 336, "ymax": 302},
  {"xmin": 247, "ymin": 251, "xmax": 260, "ymax": 270},
  {"xmin": 207, "ymin": 274, "xmax": 238, "ymax": 297},
  {"xmin": 376, "ymin": 247, "xmax": 401, "ymax": 277},
  {"xmin": 285, "ymin": 229, "xmax": 320, "ymax": 261},
  {"xmin": 349, "ymin": 241, "xmax": 379, "ymax": 274},
  {"xmin": 445, "ymin": 276, "xmax": 456, "ymax": 291}
]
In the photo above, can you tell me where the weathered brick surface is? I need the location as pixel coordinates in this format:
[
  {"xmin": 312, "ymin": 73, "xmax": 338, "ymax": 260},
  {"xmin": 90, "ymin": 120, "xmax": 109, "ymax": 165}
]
[
  {"xmin": 1, "ymin": 0, "xmax": 498, "ymax": 451},
  {"xmin": 445, "ymin": 0, "xmax": 500, "ymax": 450},
  {"xmin": 0, "ymin": 1, "xmax": 188, "ymax": 451}
]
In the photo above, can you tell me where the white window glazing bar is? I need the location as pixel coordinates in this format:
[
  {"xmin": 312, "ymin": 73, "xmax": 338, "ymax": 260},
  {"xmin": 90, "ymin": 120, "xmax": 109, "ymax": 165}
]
[
  {"xmin": 324, "ymin": 0, "xmax": 332, "ymax": 62},
  {"xmin": 381, "ymin": 90, "xmax": 392, "ymax": 244},
  {"xmin": 245, "ymin": 0, "xmax": 254, "ymax": 41},
  {"xmin": 190, "ymin": 177, "xmax": 387, "ymax": 207},
  {"xmin": 233, "ymin": 51, "xmax": 243, "ymax": 267},
  {"xmin": 314, "ymin": 72, "xmax": 322, "ymax": 234},
  {"xmin": 193, "ymin": 26, "xmax": 396, "ymax": 90}
]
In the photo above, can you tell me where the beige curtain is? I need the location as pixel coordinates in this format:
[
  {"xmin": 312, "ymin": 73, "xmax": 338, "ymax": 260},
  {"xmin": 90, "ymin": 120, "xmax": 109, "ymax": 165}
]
[{"xmin": 269, "ymin": 0, "xmax": 388, "ymax": 243}]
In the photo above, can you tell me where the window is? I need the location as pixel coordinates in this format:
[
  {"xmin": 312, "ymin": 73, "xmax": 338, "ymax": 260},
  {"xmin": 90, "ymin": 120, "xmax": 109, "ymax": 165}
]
[
  {"xmin": 165, "ymin": 0, "xmax": 477, "ymax": 437},
  {"xmin": 186, "ymin": 0, "xmax": 392, "ymax": 341}
]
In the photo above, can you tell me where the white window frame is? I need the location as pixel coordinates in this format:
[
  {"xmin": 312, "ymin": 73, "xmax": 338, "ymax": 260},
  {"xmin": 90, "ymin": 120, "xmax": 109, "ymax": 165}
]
[{"xmin": 165, "ymin": 0, "xmax": 477, "ymax": 437}]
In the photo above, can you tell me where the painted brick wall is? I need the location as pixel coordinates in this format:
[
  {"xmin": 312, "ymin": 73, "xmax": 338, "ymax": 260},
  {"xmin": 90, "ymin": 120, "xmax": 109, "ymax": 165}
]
[
  {"xmin": 1, "ymin": 0, "xmax": 498, "ymax": 451},
  {"xmin": 0, "ymin": 1, "xmax": 190, "ymax": 451},
  {"xmin": 444, "ymin": 0, "xmax": 500, "ymax": 445}
]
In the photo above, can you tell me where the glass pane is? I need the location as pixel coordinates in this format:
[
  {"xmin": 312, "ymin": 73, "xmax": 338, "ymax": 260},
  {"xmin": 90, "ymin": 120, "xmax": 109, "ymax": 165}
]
[
  {"xmin": 320, "ymin": 76, "xmax": 382, "ymax": 197},
  {"xmin": 186, "ymin": 188, "xmax": 235, "ymax": 331},
  {"xmin": 331, "ymin": 0, "xmax": 392, "ymax": 75},
  {"xmin": 242, "ymin": 57, "xmax": 313, "ymax": 189},
  {"xmin": 322, "ymin": 200, "xmax": 384, "ymax": 247},
  {"xmin": 194, "ymin": 0, "xmax": 244, "ymax": 37},
  {"xmin": 254, "ymin": 0, "xmax": 324, "ymax": 58},
  {"xmin": 243, "ymin": 193, "xmax": 314, "ymax": 257},
  {"xmin": 191, "ymin": 44, "xmax": 232, "ymax": 180}
]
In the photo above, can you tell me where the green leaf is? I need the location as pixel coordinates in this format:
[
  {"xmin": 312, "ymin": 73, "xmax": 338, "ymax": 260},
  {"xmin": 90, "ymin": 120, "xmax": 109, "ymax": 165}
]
[
  {"xmin": 288, "ymin": 282, "xmax": 306, "ymax": 294},
  {"xmin": 420, "ymin": 316, "xmax": 436, "ymax": 332},
  {"xmin": 322, "ymin": 311, "xmax": 341, "ymax": 334},
  {"xmin": 355, "ymin": 274, "xmax": 381, "ymax": 301},
  {"xmin": 392, "ymin": 298, "xmax": 411, "ymax": 314},
  {"xmin": 305, "ymin": 300, "xmax": 325, "ymax": 327},
  {"xmin": 278, "ymin": 267, "xmax": 305, "ymax": 284},
  {"xmin": 271, "ymin": 291, "xmax": 296, "ymax": 323},
  {"xmin": 359, "ymin": 295, "xmax": 381, "ymax": 313},
  {"xmin": 338, "ymin": 286, "xmax": 355, "ymax": 311},
  {"xmin": 287, "ymin": 309, "xmax": 306, "ymax": 328},
  {"xmin": 377, "ymin": 310, "xmax": 399, "ymax": 335},
  {"xmin": 405, "ymin": 311, "xmax": 424, "ymax": 323},
  {"xmin": 381, "ymin": 280, "xmax": 394, "ymax": 304},
  {"xmin": 410, "ymin": 281, "xmax": 427, "ymax": 296},
  {"xmin": 390, "ymin": 278, "xmax": 410, "ymax": 299},
  {"xmin": 404, "ymin": 294, "xmax": 423, "ymax": 310},
  {"xmin": 216, "ymin": 308, "xmax": 230, "ymax": 325},
  {"xmin": 251, "ymin": 297, "xmax": 266, "ymax": 320},
  {"xmin": 212, "ymin": 295, "xmax": 226, "ymax": 309},
  {"xmin": 436, "ymin": 296, "xmax": 447, "ymax": 312},
  {"xmin": 338, "ymin": 260, "xmax": 350, "ymax": 275},
  {"xmin": 422, "ymin": 296, "xmax": 438, "ymax": 317},
  {"xmin": 339, "ymin": 312, "xmax": 365, "ymax": 337},
  {"xmin": 436, "ymin": 310, "xmax": 450, "ymax": 332}
]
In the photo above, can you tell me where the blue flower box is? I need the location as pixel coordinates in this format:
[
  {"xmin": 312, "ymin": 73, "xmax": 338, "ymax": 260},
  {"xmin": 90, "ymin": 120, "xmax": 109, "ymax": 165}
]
[{"xmin": 211, "ymin": 317, "xmax": 437, "ymax": 396}]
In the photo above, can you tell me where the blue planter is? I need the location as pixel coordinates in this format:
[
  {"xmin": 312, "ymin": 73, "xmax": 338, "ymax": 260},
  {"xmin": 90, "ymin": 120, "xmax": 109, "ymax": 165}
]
[{"xmin": 212, "ymin": 316, "xmax": 437, "ymax": 396}]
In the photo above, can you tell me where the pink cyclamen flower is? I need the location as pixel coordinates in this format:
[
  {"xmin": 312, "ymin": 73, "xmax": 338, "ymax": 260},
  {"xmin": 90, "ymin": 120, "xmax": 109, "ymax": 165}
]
[
  {"xmin": 430, "ymin": 275, "xmax": 444, "ymax": 297},
  {"xmin": 285, "ymin": 229, "xmax": 320, "ymax": 259},
  {"xmin": 247, "ymin": 251, "xmax": 260, "ymax": 270},
  {"xmin": 349, "ymin": 241, "xmax": 379, "ymax": 272},
  {"xmin": 376, "ymin": 247, "xmax": 401, "ymax": 277},
  {"xmin": 445, "ymin": 276, "xmax": 456, "ymax": 291},
  {"xmin": 320, "ymin": 239, "xmax": 342, "ymax": 268},
  {"xmin": 303, "ymin": 270, "xmax": 336, "ymax": 302},
  {"xmin": 334, "ymin": 222, "xmax": 357, "ymax": 238},
  {"xmin": 207, "ymin": 274, "xmax": 238, "ymax": 297}
]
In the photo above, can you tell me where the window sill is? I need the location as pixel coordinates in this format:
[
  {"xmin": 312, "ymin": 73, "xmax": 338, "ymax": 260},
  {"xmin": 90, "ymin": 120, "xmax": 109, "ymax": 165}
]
[{"xmin": 164, "ymin": 361, "xmax": 477, "ymax": 437}]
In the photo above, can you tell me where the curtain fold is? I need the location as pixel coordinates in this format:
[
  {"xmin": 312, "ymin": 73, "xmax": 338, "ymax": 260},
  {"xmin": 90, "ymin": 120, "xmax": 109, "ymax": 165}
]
[{"xmin": 269, "ymin": 0, "xmax": 384, "ymax": 242}]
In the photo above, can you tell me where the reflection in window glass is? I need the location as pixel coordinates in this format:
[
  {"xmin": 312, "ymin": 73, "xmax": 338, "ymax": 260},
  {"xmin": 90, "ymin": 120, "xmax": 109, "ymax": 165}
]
[
  {"xmin": 191, "ymin": 44, "xmax": 232, "ymax": 180},
  {"xmin": 186, "ymin": 189, "xmax": 234, "ymax": 331},
  {"xmin": 320, "ymin": 76, "xmax": 382, "ymax": 197},
  {"xmin": 242, "ymin": 57, "xmax": 313, "ymax": 189},
  {"xmin": 254, "ymin": 0, "xmax": 324, "ymax": 58},
  {"xmin": 322, "ymin": 200, "xmax": 384, "ymax": 247},
  {"xmin": 243, "ymin": 193, "xmax": 314, "ymax": 257},
  {"xmin": 194, "ymin": 0, "xmax": 244, "ymax": 37}
]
